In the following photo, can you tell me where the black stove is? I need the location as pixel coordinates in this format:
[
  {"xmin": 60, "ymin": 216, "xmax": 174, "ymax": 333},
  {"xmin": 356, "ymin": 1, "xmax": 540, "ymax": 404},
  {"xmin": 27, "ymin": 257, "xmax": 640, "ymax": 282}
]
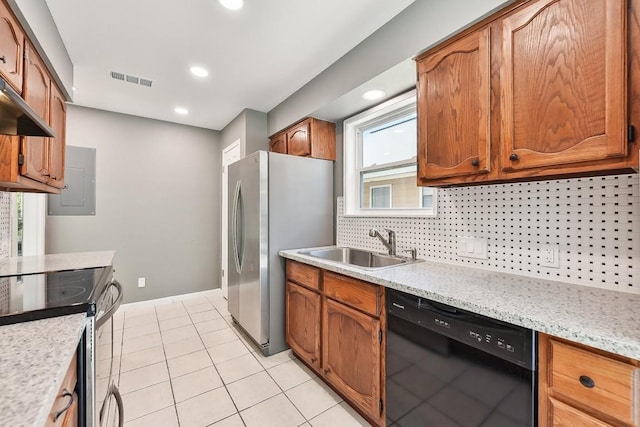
[{"xmin": 0, "ymin": 267, "xmax": 113, "ymax": 326}]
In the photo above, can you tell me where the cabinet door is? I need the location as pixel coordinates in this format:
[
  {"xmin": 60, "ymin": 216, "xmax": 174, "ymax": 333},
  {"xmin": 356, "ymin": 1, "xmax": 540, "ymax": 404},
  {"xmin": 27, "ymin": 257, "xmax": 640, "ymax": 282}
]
[
  {"xmin": 269, "ymin": 132, "xmax": 287, "ymax": 154},
  {"xmin": 286, "ymin": 281, "xmax": 321, "ymax": 371},
  {"xmin": 548, "ymin": 398, "xmax": 614, "ymax": 427},
  {"xmin": 323, "ymin": 298, "xmax": 381, "ymax": 423},
  {"xmin": 287, "ymin": 120, "xmax": 311, "ymax": 157},
  {"xmin": 48, "ymin": 83, "xmax": 66, "ymax": 188},
  {"xmin": 0, "ymin": 0, "xmax": 24, "ymax": 93},
  {"xmin": 21, "ymin": 44, "xmax": 50, "ymax": 184},
  {"xmin": 501, "ymin": 0, "xmax": 627, "ymax": 172},
  {"xmin": 417, "ymin": 27, "xmax": 491, "ymax": 181}
]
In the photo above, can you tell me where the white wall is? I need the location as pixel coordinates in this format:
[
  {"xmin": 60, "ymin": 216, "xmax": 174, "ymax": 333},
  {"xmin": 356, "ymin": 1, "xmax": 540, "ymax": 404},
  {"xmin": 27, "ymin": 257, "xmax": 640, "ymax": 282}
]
[{"xmin": 45, "ymin": 105, "xmax": 221, "ymax": 303}]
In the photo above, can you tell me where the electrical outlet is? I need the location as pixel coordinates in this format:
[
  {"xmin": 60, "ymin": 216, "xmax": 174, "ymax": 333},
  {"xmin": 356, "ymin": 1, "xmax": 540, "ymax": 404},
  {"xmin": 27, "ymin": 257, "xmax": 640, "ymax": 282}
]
[
  {"xmin": 539, "ymin": 244, "xmax": 559, "ymax": 268},
  {"xmin": 138, "ymin": 277, "xmax": 146, "ymax": 288}
]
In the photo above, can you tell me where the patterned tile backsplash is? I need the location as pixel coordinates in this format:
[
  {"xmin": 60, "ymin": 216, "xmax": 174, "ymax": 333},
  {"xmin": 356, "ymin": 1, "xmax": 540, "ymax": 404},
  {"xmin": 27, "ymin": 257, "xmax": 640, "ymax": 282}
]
[
  {"xmin": 337, "ymin": 174, "xmax": 640, "ymax": 294},
  {"xmin": 0, "ymin": 192, "xmax": 10, "ymax": 260}
]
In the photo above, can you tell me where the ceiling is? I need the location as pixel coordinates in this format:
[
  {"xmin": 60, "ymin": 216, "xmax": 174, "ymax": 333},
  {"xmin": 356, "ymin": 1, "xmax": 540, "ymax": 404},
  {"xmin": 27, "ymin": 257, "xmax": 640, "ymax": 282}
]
[{"xmin": 44, "ymin": 0, "xmax": 415, "ymax": 131}]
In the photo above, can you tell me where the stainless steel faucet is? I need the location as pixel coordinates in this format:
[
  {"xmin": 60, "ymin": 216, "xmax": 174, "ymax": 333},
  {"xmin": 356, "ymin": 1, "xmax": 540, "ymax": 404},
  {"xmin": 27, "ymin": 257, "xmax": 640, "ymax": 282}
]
[{"xmin": 369, "ymin": 228, "xmax": 396, "ymax": 256}]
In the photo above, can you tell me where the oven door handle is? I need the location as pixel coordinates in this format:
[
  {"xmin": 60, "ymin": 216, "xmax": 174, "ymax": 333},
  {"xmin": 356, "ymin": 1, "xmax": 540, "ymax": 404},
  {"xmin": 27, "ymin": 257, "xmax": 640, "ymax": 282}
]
[{"xmin": 96, "ymin": 279, "xmax": 123, "ymax": 329}]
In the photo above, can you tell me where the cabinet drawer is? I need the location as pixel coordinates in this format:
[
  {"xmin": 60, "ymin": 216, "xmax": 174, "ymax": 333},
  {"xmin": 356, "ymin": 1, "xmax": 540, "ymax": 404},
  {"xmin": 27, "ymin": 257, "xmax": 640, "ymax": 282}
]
[
  {"xmin": 323, "ymin": 271, "xmax": 380, "ymax": 317},
  {"xmin": 286, "ymin": 261, "xmax": 320, "ymax": 291},
  {"xmin": 548, "ymin": 339, "xmax": 639, "ymax": 425},
  {"xmin": 549, "ymin": 398, "xmax": 614, "ymax": 427},
  {"xmin": 46, "ymin": 353, "xmax": 77, "ymax": 427}
]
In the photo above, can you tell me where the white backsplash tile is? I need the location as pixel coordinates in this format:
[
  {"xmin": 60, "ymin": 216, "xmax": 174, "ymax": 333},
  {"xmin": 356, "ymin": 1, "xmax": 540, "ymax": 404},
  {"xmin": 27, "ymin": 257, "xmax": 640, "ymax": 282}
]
[{"xmin": 337, "ymin": 174, "xmax": 640, "ymax": 293}]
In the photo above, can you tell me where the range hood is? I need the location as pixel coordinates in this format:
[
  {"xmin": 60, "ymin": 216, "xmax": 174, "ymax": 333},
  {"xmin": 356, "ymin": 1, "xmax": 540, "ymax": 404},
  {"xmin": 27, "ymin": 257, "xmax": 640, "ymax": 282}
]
[{"xmin": 0, "ymin": 76, "xmax": 55, "ymax": 137}]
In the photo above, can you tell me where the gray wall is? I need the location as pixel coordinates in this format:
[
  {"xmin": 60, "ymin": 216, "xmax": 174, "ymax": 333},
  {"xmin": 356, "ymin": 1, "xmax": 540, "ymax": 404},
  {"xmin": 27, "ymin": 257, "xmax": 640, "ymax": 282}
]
[
  {"xmin": 220, "ymin": 108, "xmax": 268, "ymax": 156},
  {"xmin": 45, "ymin": 105, "xmax": 221, "ymax": 303},
  {"xmin": 267, "ymin": 0, "xmax": 513, "ymax": 134}
]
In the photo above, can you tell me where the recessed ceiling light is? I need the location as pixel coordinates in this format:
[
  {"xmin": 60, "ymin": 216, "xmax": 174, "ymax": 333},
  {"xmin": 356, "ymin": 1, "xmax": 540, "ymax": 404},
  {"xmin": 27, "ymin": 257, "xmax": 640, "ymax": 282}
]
[
  {"xmin": 190, "ymin": 66, "xmax": 209, "ymax": 78},
  {"xmin": 219, "ymin": 0, "xmax": 243, "ymax": 10},
  {"xmin": 174, "ymin": 107, "xmax": 189, "ymax": 115},
  {"xmin": 362, "ymin": 89, "xmax": 386, "ymax": 101}
]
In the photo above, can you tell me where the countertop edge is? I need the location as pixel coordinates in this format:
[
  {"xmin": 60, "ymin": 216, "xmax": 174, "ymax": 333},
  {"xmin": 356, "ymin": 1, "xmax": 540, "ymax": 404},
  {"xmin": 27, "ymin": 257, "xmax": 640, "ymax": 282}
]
[
  {"xmin": 0, "ymin": 251, "xmax": 116, "ymax": 277},
  {"xmin": 280, "ymin": 248, "xmax": 640, "ymax": 360}
]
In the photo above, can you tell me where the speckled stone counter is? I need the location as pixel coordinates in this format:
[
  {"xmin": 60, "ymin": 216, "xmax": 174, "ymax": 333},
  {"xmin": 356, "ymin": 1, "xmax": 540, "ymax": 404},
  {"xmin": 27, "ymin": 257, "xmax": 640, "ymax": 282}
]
[
  {"xmin": 0, "ymin": 251, "xmax": 115, "ymax": 277},
  {"xmin": 280, "ymin": 247, "xmax": 640, "ymax": 360},
  {"xmin": 0, "ymin": 313, "xmax": 86, "ymax": 427}
]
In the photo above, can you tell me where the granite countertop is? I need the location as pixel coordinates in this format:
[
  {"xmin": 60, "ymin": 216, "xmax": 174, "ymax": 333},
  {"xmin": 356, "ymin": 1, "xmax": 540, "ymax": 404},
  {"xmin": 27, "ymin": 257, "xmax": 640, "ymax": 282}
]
[
  {"xmin": 0, "ymin": 251, "xmax": 116, "ymax": 277},
  {"xmin": 0, "ymin": 313, "xmax": 87, "ymax": 427},
  {"xmin": 280, "ymin": 247, "xmax": 640, "ymax": 360}
]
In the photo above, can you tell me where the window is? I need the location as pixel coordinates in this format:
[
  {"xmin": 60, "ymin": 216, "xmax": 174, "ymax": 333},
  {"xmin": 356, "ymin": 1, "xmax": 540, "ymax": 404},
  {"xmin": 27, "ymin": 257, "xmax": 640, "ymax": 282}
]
[{"xmin": 343, "ymin": 90, "xmax": 436, "ymax": 216}]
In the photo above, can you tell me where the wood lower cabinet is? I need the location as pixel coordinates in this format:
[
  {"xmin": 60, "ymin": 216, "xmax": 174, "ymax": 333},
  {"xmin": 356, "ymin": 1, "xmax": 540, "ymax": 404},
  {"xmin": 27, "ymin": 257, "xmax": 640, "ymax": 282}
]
[
  {"xmin": 0, "ymin": 0, "xmax": 24, "ymax": 93},
  {"xmin": 46, "ymin": 353, "xmax": 78, "ymax": 427},
  {"xmin": 285, "ymin": 260, "xmax": 385, "ymax": 426},
  {"xmin": 269, "ymin": 118, "xmax": 336, "ymax": 161},
  {"xmin": 416, "ymin": 0, "xmax": 639, "ymax": 187},
  {"xmin": 538, "ymin": 333, "xmax": 640, "ymax": 427}
]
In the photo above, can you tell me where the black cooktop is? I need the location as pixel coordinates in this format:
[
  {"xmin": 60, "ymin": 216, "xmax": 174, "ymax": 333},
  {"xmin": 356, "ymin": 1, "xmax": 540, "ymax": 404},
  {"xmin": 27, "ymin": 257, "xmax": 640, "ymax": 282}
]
[{"xmin": 0, "ymin": 267, "xmax": 113, "ymax": 326}]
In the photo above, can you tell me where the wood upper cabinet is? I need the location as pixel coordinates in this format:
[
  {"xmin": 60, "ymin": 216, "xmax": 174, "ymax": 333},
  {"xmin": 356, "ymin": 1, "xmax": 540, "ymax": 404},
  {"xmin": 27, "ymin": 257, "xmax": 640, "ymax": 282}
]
[
  {"xmin": 47, "ymin": 83, "xmax": 66, "ymax": 188},
  {"xmin": 501, "ymin": 0, "xmax": 627, "ymax": 172},
  {"xmin": 0, "ymin": 0, "xmax": 24, "ymax": 93},
  {"xmin": 416, "ymin": 0, "xmax": 639, "ymax": 186},
  {"xmin": 21, "ymin": 42, "xmax": 51, "ymax": 184},
  {"xmin": 538, "ymin": 333, "xmax": 640, "ymax": 427},
  {"xmin": 417, "ymin": 27, "xmax": 491, "ymax": 182},
  {"xmin": 286, "ymin": 281, "xmax": 321, "ymax": 371},
  {"xmin": 269, "ymin": 117, "xmax": 336, "ymax": 160},
  {"xmin": 323, "ymin": 298, "xmax": 382, "ymax": 424}
]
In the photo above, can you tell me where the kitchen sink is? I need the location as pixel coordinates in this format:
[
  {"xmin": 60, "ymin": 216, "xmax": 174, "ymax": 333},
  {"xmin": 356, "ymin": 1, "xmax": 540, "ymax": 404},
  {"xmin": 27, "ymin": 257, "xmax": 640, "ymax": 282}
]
[{"xmin": 299, "ymin": 247, "xmax": 418, "ymax": 270}]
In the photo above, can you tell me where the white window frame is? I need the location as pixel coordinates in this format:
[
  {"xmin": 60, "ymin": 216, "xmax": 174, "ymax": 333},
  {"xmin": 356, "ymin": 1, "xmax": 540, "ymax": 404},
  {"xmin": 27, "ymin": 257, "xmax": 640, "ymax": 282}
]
[
  {"xmin": 369, "ymin": 184, "xmax": 392, "ymax": 209},
  {"xmin": 343, "ymin": 90, "xmax": 437, "ymax": 217}
]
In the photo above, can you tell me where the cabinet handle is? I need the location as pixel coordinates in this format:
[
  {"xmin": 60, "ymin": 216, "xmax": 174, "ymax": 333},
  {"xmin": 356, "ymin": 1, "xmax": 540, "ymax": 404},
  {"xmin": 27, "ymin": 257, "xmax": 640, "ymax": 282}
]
[
  {"xmin": 324, "ymin": 368, "xmax": 329, "ymax": 375},
  {"xmin": 579, "ymin": 375, "xmax": 595, "ymax": 388},
  {"xmin": 471, "ymin": 158, "xmax": 480, "ymax": 167},
  {"xmin": 509, "ymin": 154, "xmax": 519, "ymax": 161},
  {"xmin": 0, "ymin": 56, "xmax": 6, "ymax": 64},
  {"xmin": 53, "ymin": 389, "xmax": 74, "ymax": 421},
  {"xmin": 311, "ymin": 357, "xmax": 317, "ymax": 363}
]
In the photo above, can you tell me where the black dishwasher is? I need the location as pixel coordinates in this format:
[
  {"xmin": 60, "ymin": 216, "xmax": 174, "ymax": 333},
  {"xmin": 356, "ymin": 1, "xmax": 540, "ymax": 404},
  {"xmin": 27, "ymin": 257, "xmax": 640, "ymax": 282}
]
[{"xmin": 386, "ymin": 289, "xmax": 536, "ymax": 427}]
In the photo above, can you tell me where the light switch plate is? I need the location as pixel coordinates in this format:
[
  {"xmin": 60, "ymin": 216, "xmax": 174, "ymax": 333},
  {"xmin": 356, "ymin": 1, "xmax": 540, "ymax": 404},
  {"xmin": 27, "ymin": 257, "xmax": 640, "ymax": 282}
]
[{"xmin": 457, "ymin": 236, "xmax": 488, "ymax": 260}]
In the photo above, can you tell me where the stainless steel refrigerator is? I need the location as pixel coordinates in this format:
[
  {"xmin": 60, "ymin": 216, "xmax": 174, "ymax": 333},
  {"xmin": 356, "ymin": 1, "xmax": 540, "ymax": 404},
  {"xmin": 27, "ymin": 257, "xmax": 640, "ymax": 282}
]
[{"xmin": 227, "ymin": 150, "xmax": 334, "ymax": 355}]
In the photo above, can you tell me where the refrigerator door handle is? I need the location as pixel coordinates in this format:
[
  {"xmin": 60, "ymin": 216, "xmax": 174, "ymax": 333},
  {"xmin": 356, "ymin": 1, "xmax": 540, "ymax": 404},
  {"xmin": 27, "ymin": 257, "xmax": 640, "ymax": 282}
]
[{"xmin": 232, "ymin": 180, "xmax": 243, "ymax": 274}]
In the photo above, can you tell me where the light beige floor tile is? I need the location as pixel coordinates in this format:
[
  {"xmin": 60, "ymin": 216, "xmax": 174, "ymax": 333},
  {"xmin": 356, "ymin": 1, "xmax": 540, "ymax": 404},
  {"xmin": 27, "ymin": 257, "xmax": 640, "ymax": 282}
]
[
  {"xmin": 96, "ymin": 355, "xmax": 120, "ymax": 379},
  {"xmin": 124, "ymin": 313, "xmax": 157, "ymax": 329},
  {"xmin": 167, "ymin": 349, "xmax": 212, "ymax": 378},
  {"xmin": 123, "ymin": 305, "xmax": 156, "ymax": 319},
  {"xmin": 125, "ymin": 406, "xmax": 179, "ymax": 427},
  {"xmin": 194, "ymin": 318, "xmax": 229, "ymax": 334},
  {"xmin": 161, "ymin": 324, "xmax": 198, "ymax": 344},
  {"xmin": 114, "ymin": 328, "xmax": 123, "ymax": 345},
  {"xmin": 267, "ymin": 359, "xmax": 314, "ymax": 391},
  {"xmin": 286, "ymin": 378, "xmax": 343, "ymax": 419},
  {"xmin": 171, "ymin": 366, "xmax": 223, "ymax": 403},
  {"xmin": 253, "ymin": 349, "xmax": 294, "ymax": 370},
  {"xmin": 156, "ymin": 305, "xmax": 188, "ymax": 321},
  {"xmin": 309, "ymin": 402, "xmax": 370, "ymax": 427},
  {"xmin": 121, "ymin": 333, "xmax": 162, "ymax": 355},
  {"xmin": 226, "ymin": 371, "xmax": 281, "ymax": 411},
  {"xmin": 163, "ymin": 335, "xmax": 205, "ymax": 359},
  {"xmin": 200, "ymin": 328, "xmax": 238, "ymax": 348},
  {"xmin": 122, "ymin": 322, "xmax": 160, "ymax": 340},
  {"xmin": 206, "ymin": 340, "xmax": 250, "ymax": 364},
  {"xmin": 122, "ymin": 381, "xmax": 174, "ymax": 422},
  {"xmin": 119, "ymin": 361, "xmax": 169, "ymax": 394},
  {"xmin": 189, "ymin": 309, "xmax": 222, "ymax": 323},
  {"xmin": 181, "ymin": 296, "xmax": 211, "ymax": 307},
  {"xmin": 216, "ymin": 353, "xmax": 263, "ymax": 384},
  {"xmin": 113, "ymin": 315, "xmax": 124, "ymax": 331},
  {"xmin": 176, "ymin": 387, "xmax": 237, "ymax": 427},
  {"xmin": 230, "ymin": 328, "xmax": 261, "ymax": 352},
  {"xmin": 240, "ymin": 393, "xmax": 305, "ymax": 427},
  {"xmin": 97, "ymin": 343, "xmax": 113, "ymax": 361},
  {"xmin": 210, "ymin": 413, "xmax": 245, "ymax": 427},
  {"xmin": 158, "ymin": 315, "xmax": 192, "ymax": 331},
  {"xmin": 185, "ymin": 302, "xmax": 214, "ymax": 314},
  {"xmin": 119, "ymin": 345, "xmax": 165, "ymax": 373}
]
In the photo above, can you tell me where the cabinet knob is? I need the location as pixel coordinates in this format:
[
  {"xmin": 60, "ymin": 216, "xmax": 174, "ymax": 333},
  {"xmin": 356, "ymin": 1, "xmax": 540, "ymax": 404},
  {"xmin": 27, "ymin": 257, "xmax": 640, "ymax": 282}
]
[
  {"xmin": 509, "ymin": 153, "xmax": 519, "ymax": 161},
  {"xmin": 0, "ymin": 56, "xmax": 6, "ymax": 64},
  {"xmin": 471, "ymin": 158, "xmax": 480, "ymax": 167},
  {"xmin": 311, "ymin": 357, "xmax": 317, "ymax": 363},
  {"xmin": 324, "ymin": 368, "xmax": 329, "ymax": 375},
  {"xmin": 579, "ymin": 375, "xmax": 595, "ymax": 388}
]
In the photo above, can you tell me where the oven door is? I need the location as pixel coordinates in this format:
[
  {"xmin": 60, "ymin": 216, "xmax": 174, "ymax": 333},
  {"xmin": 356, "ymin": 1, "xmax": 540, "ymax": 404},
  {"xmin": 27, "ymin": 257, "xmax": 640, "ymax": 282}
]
[{"xmin": 95, "ymin": 279, "xmax": 123, "ymax": 427}]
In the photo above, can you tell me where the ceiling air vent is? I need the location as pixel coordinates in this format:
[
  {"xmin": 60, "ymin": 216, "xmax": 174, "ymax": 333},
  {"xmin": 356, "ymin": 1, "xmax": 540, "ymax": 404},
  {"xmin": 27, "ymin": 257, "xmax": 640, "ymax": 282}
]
[{"xmin": 109, "ymin": 70, "xmax": 153, "ymax": 88}]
